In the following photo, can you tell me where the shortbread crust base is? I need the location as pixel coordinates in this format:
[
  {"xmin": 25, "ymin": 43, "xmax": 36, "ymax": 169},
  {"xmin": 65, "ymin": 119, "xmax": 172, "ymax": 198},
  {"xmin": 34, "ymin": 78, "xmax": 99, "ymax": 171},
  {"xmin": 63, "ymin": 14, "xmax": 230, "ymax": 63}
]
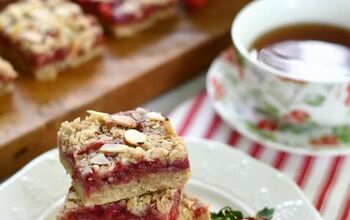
[
  {"xmin": 34, "ymin": 47, "xmax": 103, "ymax": 81},
  {"xmin": 75, "ymin": 170, "xmax": 190, "ymax": 206},
  {"xmin": 111, "ymin": 7, "xmax": 177, "ymax": 38},
  {"xmin": 60, "ymin": 151, "xmax": 190, "ymax": 206}
]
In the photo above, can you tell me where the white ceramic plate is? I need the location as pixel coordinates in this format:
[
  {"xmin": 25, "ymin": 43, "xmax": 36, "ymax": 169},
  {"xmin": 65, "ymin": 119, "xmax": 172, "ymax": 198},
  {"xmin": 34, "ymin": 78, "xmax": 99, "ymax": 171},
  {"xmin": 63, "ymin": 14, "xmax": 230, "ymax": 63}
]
[
  {"xmin": 0, "ymin": 138, "xmax": 321, "ymax": 220},
  {"xmin": 206, "ymin": 49, "xmax": 350, "ymax": 156}
]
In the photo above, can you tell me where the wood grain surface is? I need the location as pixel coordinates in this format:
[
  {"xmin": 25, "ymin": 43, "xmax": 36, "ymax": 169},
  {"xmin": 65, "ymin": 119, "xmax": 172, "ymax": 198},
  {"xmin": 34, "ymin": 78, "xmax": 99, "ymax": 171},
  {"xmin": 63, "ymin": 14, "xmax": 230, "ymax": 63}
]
[{"xmin": 0, "ymin": 0, "xmax": 249, "ymax": 179}]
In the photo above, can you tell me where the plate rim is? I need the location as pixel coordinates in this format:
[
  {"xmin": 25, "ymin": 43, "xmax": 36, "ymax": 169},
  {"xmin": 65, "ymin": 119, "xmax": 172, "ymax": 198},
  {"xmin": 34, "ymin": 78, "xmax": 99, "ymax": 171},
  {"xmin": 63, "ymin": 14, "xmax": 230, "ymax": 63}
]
[
  {"xmin": 185, "ymin": 137, "xmax": 322, "ymax": 220},
  {"xmin": 0, "ymin": 137, "xmax": 322, "ymax": 220},
  {"xmin": 0, "ymin": 149, "xmax": 56, "ymax": 191}
]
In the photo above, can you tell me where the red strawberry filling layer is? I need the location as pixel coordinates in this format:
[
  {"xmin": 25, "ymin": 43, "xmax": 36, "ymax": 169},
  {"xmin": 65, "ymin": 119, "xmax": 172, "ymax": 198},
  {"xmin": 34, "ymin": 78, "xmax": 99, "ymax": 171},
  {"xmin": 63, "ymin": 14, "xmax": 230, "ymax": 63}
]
[
  {"xmin": 192, "ymin": 204, "xmax": 208, "ymax": 218},
  {"xmin": 64, "ymin": 143, "xmax": 189, "ymax": 196},
  {"xmin": 65, "ymin": 189, "xmax": 181, "ymax": 220},
  {"xmin": 83, "ymin": 158, "xmax": 189, "ymax": 195},
  {"xmin": 0, "ymin": 29, "xmax": 103, "ymax": 72},
  {"xmin": 73, "ymin": 0, "xmax": 176, "ymax": 25},
  {"xmin": 0, "ymin": 32, "xmax": 68, "ymax": 70}
]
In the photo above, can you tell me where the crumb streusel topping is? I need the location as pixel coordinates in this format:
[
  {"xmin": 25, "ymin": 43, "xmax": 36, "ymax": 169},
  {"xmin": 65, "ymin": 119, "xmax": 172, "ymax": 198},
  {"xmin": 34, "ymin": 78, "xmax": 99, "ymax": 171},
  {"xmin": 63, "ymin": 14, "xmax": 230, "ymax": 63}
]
[
  {"xmin": 59, "ymin": 108, "xmax": 188, "ymax": 177},
  {"xmin": 64, "ymin": 188, "xmax": 179, "ymax": 215},
  {"xmin": 180, "ymin": 194, "xmax": 209, "ymax": 219},
  {"xmin": 0, "ymin": 0, "xmax": 102, "ymax": 57}
]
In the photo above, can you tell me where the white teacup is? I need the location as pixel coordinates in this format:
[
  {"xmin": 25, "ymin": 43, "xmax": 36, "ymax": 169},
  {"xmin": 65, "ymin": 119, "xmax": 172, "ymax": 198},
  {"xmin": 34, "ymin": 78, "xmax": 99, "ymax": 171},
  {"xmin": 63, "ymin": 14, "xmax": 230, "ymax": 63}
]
[{"xmin": 231, "ymin": 0, "xmax": 350, "ymax": 127}]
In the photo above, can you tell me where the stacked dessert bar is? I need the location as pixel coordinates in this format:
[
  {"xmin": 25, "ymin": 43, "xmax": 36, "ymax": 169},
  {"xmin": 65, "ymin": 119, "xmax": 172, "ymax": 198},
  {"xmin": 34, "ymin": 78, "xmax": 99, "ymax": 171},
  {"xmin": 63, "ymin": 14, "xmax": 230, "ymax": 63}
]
[
  {"xmin": 57, "ymin": 108, "xmax": 210, "ymax": 219},
  {"xmin": 0, "ymin": 0, "xmax": 104, "ymax": 81},
  {"xmin": 73, "ymin": 0, "xmax": 178, "ymax": 37}
]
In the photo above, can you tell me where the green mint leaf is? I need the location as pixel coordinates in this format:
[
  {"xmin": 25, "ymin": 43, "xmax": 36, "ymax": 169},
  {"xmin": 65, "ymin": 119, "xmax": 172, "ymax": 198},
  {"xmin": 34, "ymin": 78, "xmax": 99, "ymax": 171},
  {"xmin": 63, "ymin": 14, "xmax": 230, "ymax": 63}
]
[
  {"xmin": 256, "ymin": 207, "xmax": 274, "ymax": 220},
  {"xmin": 211, "ymin": 207, "xmax": 244, "ymax": 220},
  {"xmin": 211, "ymin": 206, "xmax": 274, "ymax": 220}
]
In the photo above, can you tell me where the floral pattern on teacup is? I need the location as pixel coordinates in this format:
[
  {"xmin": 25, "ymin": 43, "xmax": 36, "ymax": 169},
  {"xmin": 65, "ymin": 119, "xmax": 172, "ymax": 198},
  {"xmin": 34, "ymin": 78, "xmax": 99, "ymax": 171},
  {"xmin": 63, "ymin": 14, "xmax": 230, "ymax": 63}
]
[
  {"xmin": 223, "ymin": 48, "xmax": 244, "ymax": 79},
  {"xmin": 310, "ymin": 135, "xmax": 338, "ymax": 146},
  {"xmin": 283, "ymin": 110, "xmax": 310, "ymax": 125},
  {"xmin": 211, "ymin": 77, "xmax": 224, "ymax": 100},
  {"xmin": 229, "ymin": 43, "xmax": 350, "ymax": 127},
  {"xmin": 207, "ymin": 48, "xmax": 350, "ymax": 153}
]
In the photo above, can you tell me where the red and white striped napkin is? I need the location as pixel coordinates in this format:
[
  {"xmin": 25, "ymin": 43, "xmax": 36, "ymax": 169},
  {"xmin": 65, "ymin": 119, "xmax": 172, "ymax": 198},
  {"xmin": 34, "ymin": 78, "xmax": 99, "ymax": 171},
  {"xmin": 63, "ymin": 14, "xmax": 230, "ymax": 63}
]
[{"xmin": 169, "ymin": 90, "xmax": 350, "ymax": 220}]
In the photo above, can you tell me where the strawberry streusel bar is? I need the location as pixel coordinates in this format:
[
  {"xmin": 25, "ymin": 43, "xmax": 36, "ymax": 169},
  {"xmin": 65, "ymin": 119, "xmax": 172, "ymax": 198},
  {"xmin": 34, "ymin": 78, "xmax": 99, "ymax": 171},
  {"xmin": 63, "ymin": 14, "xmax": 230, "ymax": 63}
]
[
  {"xmin": 73, "ymin": 0, "xmax": 178, "ymax": 37},
  {"xmin": 0, "ymin": 57, "xmax": 17, "ymax": 95},
  {"xmin": 58, "ymin": 108, "xmax": 190, "ymax": 206},
  {"xmin": 0, "ymin": 0, "xmax": 104, "ymax": 81},
  {"xmin": 179, "ymin": 194, "xmax": 210, "ymax": 220},
  {"xmin": 57, "ymin": 187, "xmax": 181, "ymax": 220}
]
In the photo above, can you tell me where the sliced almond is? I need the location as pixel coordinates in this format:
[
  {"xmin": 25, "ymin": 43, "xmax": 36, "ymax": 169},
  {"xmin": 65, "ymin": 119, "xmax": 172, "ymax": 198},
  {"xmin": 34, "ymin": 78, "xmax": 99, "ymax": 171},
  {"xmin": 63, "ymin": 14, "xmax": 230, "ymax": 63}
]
[
  {"xmin": 21, "ymin": 30, "xmax": 43, "ymax": 43},
  {"xmin": 65, "ymin": 201, "xmax": 78, "ymax": 209},
  {"xmin": 146, "ymin": 112, "xmax": 165, "ymax": 121},
  {"xmin": 54, "ymin": 4, "xmax": 81, "ymax": 18},
  {"xmin": 87, "ymin": 110, "xmax": 109, "ymax": 120},
  {"xmin": 7, "ymin": 5, "xmax": 22, "ymax": 20},
  {"xmin": 92, "ymin": 164, "xmax": 100, "ymax": 172},
  {"xmin": 100, "ymin": 143, "xmax": 130, "ymax": 153},
  {"xmin": 111, "ymin": 114, "xmax": 137, "ymax": 128},
  {"xmin": 156, "ymin": 195, "xmax": 172, "ymax": 213},
  {"xmin": 164, "ymin": 119, "xmax": 177, "ymax": 136},
  {"xmin": 68, "ymin": 191, "xmax": 79, "ymax": 201},
  {"xmin": 124, "ymin": 129, "xmax": 147, "ymax": 145},
  {"xmin": 136, "ymin": 107, "xmax": 147, "ymax": 113},
  {"xmin": 90, "ymin": 153, "xmax": 110, "ymax": 165}
]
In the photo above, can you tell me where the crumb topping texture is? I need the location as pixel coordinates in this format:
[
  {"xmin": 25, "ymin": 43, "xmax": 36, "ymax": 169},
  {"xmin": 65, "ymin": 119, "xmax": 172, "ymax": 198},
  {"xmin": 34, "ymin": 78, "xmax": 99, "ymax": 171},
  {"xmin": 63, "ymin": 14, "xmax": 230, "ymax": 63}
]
[
  {"xmin": 63, "ymin": 187, "xmax": 179, "ymax": 216},
  {"xmin": 59, "ymin": 108, "xmax": 188, "ymax": 178},
  {"xmin": 0, "ymin": 0, "xmax": 102, "ymax": 58},
  {"xmin": 180, "ymin": 194, "xmax": 209, "ymax": 219}
]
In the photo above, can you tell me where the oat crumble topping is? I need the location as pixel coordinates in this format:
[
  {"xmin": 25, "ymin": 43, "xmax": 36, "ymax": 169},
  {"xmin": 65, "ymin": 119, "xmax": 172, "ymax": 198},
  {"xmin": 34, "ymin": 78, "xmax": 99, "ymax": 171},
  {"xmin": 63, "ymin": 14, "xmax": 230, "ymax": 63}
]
[
  {"xmin": 0, "ymin": 0, "xmax": 102, "ymax": 56},
  {"xmin": 65, "ymin": 188, "xmax": 178, "ymax": 215},
  {"xmin": 180, "ymin": 194, "xmax": 209, "ymax": 219},
  {"xmin": 59, "ymin": 108, "xmax": 188, "ymax": 177}
]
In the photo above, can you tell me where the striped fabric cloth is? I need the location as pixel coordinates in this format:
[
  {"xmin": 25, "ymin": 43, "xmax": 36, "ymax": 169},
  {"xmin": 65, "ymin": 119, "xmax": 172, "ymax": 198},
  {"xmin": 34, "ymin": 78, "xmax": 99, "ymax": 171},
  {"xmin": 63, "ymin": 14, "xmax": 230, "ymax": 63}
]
[{"xmin": 169, "ymin": 90, "xmax": 350, "ymax": 220}]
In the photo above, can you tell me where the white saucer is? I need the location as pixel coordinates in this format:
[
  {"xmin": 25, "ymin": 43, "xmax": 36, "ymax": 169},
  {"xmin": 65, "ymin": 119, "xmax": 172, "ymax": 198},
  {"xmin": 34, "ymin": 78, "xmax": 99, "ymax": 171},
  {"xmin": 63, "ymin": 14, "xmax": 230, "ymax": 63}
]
[
  {"xmin": 206, "ymin": 49, "xmax": 350, "ymax": 155},
  {"xmin": 0, "ymin": 138, "xmax": 321, "ymax": 220}
]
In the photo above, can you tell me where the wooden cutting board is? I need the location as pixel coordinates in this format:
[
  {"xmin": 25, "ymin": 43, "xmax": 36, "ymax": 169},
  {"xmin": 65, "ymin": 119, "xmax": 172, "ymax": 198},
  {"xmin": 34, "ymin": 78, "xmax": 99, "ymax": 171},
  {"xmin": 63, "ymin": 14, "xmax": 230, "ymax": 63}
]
[{"xmin": 0, "ymin": 0, "xmax": 249, "ymax": 179}]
